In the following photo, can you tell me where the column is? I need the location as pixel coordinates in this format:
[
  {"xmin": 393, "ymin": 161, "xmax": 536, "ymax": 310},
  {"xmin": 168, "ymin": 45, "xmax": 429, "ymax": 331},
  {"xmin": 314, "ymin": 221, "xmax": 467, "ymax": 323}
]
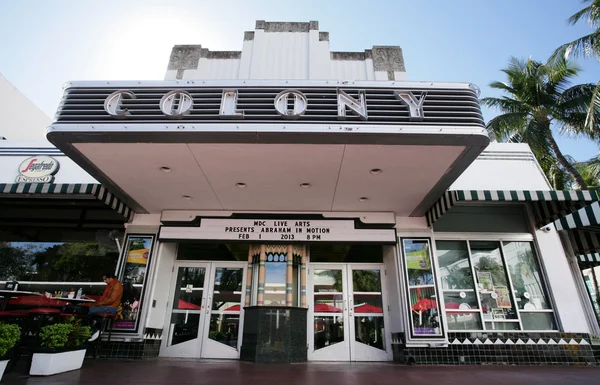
[
  {"xmin": 257, "ymin": 244, "xmax": 266, "ymax": 306},
  {"xmin": 301, "ymin": 245, "xmax": 307, "ymax": 308},
  {"xmin": 244, "ymin": 247, "xmax": 254, "ymax": 307},
  {"xmin": 286, "ymin": 244, "xmax": 293, "ymax": 306}
]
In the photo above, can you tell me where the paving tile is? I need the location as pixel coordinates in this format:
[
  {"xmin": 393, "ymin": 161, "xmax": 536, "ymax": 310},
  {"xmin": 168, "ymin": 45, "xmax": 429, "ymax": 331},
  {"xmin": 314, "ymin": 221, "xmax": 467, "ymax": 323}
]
[{"xmin": 3, "ymin": 359, "xmax": 600, "ymax": 385}]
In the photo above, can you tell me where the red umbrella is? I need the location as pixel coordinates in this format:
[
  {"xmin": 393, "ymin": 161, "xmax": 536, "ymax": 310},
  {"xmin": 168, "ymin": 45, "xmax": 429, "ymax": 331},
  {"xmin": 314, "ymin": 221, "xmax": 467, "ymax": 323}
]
[
  {"xmin": 177, "ymin": 299, "xmax": 201, "ymax": 310},
  {"xmin": 354, "ymin": 303, "xmax": 383, "ymax": 313},
  {"xmin": 224, "ymin": 304, "xmax": 240, "ymax": 311},
  {"xmin": 314, "ymin": 303, "xmax": 342, "ymax": 313},
  {"xmin": 412, "ymin": 298, "xmax": 437, "ymax": 312}
]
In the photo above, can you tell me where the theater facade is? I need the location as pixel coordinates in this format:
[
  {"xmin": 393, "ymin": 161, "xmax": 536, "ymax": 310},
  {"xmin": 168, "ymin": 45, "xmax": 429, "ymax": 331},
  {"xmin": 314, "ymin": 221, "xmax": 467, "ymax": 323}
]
[{"xmin": 42, "ymin": 21, "xmax": 600, "ymax": 364}]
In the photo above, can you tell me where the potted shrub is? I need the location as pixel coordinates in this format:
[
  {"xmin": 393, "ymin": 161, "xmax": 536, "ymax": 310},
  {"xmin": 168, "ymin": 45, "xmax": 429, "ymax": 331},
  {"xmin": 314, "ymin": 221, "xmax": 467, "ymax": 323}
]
[
  {"xmin": 0, "ymin": 323, "xmax": 20, "ymax": 380},
  {"xmin": 30, "ymin": 318, "xmax": 91, "ymax": 376}
]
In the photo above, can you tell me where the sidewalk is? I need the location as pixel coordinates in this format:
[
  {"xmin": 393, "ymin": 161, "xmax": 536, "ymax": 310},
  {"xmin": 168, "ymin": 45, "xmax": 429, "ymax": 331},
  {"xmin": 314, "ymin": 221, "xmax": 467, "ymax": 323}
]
[{"xmin": 3, "ymin": 359, "xmax": 600, "ymax": 385}]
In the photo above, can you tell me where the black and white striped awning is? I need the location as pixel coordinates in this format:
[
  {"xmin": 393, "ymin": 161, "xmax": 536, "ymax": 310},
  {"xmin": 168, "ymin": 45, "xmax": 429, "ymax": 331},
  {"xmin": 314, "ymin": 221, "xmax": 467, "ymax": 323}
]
[
  {"xmin": 555, "ymin": 201, "xmax": 600, "ymax": 231},
  {"xmin": 566, "ymin": 229, "xmax": 600, "ymax": 265},
  {"xmin": 426, "ymin": 190, "xmax": 599, "ymax": 228},
  {"xmin": 0, "ymin": 183, "xmax": 132, "ymax": 220}
]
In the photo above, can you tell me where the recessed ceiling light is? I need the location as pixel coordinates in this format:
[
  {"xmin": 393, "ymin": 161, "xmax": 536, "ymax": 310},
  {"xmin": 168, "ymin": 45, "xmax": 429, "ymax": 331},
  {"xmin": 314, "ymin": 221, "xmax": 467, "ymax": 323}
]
[
  {"xmin": 182, "ymin": 195, "xmax": 192, "ymax": 200},
  {"xmin": 369, "ymin": 168, "xmax": 382, "ymax": 175},
  {"xmin": 358, "ymin": 197, "xmax": 369, "ymax": 202},
  {"xmin": 300, "ymin": 183, "xmax": 311, "ymax": 188},
  {"xmin": 236, "ymin": 182, "xmax": 247, "ymax": 188},
  {"xmin": 159, "ymin": 166, "xmax": 171, "ymax": 173}
]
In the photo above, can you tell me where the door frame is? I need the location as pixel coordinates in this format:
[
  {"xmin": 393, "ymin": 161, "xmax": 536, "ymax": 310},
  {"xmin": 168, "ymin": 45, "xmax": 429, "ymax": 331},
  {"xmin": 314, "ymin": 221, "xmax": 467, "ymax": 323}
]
[
  {"xmin": 307, "ymin": 262, "xmax": 393, "ymax": 361},
  {"xmin": 160, "ymin": 261, "xmax": 211, "ymax": 358},
  {"xmin": 160, "ymin": 261, "xmax": 247, "ymax": 359},
  {"xmin": 199, "ymin": 261, "xmax": 248, "ymax": 359}
]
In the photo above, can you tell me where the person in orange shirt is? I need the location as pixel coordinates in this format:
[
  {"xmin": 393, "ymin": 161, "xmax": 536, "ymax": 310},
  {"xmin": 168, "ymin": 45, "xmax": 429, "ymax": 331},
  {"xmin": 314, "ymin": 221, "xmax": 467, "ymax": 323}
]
[
  {"xmin": 88, "ymin": 273, "xmax": 123, "ymax": 342},
  {"xmin": 90, "ymin": 273, "xmax": 123, "ymax": 316}
]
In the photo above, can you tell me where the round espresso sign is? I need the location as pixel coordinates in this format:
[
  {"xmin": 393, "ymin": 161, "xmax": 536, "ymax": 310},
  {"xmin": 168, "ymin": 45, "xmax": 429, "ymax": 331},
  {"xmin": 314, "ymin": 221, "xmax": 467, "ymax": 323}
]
[{"xmin": 16, "ymin": 156, "xmax": 60, "ymax": 183}]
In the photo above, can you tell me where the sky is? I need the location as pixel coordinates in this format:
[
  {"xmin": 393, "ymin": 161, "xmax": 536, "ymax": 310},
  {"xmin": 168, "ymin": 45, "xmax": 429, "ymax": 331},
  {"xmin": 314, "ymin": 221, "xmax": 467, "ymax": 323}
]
[{"xmin": 0, "ymin": 0, "xmax": 599, "ymax": 160}]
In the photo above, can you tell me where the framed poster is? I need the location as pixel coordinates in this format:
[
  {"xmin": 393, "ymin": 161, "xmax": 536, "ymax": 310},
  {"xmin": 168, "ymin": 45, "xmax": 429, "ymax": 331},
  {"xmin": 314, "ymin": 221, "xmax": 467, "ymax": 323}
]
[
  {"xmin": 476, "ymin": 272, "xmax": 493, "ymax": 291},
  {"xmin": 112, "ymin": 234, "xmax": 155, "ymax": 333},
  {"xmin": 493, "ymin": 285, "xmax": 512, "ymax": 308}
]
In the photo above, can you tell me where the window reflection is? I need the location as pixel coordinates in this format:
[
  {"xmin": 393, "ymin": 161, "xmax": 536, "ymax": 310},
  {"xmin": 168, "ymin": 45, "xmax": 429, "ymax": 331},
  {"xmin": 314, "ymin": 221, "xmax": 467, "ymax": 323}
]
[
  {"xmin": 314, "ymin": 315, "xmax": 344, "ymax": 350},
  {"xmin": 354, "ymin": 316, "xmax": 385, "ymax": 350},
  {"xmin": 503, "ymin": 242, "xmax": 550, "ymax": 310},
  {"xmin": 265, "ymin": 261, "xmax": 286, "ymax": 306}
]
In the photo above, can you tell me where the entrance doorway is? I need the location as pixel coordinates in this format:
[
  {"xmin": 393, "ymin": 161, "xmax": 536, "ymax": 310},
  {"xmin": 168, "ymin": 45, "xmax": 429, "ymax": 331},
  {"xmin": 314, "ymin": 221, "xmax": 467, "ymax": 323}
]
[
  {"xmin": 160, "ymin": 261, "xmax": 246, "ymax": 359},
  {"xmin": 308, "ymin": 263, "xmax": 391, "ymax": 361}
]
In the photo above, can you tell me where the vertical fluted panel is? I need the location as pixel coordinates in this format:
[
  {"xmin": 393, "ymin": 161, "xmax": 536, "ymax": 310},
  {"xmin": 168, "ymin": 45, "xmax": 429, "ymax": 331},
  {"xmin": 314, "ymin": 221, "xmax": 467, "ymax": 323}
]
[
  {"xmin": 286, "ymin": 244, "xmax": 293, "ymax": 306},
  {"xmin": 257, "ymin": 244, "xmax": 266, "ymax": 306}
]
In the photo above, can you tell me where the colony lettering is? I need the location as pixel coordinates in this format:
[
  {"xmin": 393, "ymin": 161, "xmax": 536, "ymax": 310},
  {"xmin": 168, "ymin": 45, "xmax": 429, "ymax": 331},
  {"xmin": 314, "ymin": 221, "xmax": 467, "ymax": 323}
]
[
  {"xmin": 159, "ymin": 218, "xmax": 399, "ymax": 243},
  {"xmin": 16, "ymin": 156, "xmax": 60, "ymax": 183},
  {"xmin": 104, "ymin": 89, "xmax": 426, "ymax": 121}
]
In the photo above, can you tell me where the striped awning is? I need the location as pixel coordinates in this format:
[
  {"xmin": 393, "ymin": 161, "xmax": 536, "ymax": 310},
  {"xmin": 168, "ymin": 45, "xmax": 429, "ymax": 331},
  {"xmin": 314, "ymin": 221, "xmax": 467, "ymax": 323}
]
[
  {"xmin": 555, "ymin": 201, "xmax": 600, "ymax": 231},
  {"xmin": 427, "ymin": 190, "xmax": 599, "ymax": 228},
  {"xmin": 566, "ymin": 229, "xmax": 600, "ymax": 265},
  {"xmin": 0, "ymin": 183, "xmax": 132, "ymax": 220}
]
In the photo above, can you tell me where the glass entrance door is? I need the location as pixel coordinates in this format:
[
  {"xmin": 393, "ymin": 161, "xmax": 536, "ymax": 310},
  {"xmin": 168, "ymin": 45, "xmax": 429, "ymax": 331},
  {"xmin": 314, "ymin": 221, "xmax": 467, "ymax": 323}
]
[
  {"xmin": 161, "ymin": 262, "xmax": 246, "ymax": 359},
  {"xmin": 309, "ymin": 264, "xmax": 390, "ymax": 361}
]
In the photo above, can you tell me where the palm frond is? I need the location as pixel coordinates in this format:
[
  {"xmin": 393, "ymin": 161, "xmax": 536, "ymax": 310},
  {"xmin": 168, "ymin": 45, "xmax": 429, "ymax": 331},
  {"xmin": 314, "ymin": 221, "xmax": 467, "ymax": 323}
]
[
  {"xmin": 567, "ymin": 0, "xmax": 600, "ymax": 27},
  {"xmin": 480, "ymin": 96, "xmax": 528, "ymax": 113},
  {"xmin": 551, "ymin": 32, "xmax": 600, "ymax": 61},
  {"xmin": 585, "ymin": 81, "xmax": 600, "ymax": 131},
  {"xmin": 485, "ymin": 113, "xmax": 528, "ymax": 141}
]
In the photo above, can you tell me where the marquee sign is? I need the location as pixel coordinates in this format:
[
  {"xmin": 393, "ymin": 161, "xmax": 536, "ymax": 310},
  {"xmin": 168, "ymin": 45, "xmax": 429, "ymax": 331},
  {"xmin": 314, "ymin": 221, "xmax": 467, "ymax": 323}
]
[
  {"xmin": 159, "ymin": 219, "xmax": 397, "ymax": 243},
  {"xmin": 16, "ymin": 156, "xmax": 60, "ymax": 183},
  {"xmin": 53, "ymin": 81, "xmax": 484, "ymax": 128}
]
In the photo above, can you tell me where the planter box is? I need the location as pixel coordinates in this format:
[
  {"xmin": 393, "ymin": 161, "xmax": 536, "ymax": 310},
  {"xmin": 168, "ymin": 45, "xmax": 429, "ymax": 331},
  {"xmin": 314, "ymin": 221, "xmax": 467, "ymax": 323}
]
[
  {"xmin": 0, "ymin": 360, "xmax": 8, "ymax": 380},
  {"xmin": 30, "ymin": 349, "xmax": 86, "ymax": 376}
]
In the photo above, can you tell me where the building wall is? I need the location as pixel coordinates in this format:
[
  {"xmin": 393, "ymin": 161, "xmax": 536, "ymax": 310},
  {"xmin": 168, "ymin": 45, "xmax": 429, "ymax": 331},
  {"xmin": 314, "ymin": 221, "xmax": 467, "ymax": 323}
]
[
  {"xmin": 165, "ymin": 21, "xmax": 407, "ymax": 81},
  {"xmin": 450, "ymin": 142, "xmax": 551, "ymax": 191},
  {"xmin": 0, "ymin": 140, "xmax": 97, "ymax": 184},
  {"xmin": 0, "ymin": 74, "xmax": 51, "ymax": 141}
]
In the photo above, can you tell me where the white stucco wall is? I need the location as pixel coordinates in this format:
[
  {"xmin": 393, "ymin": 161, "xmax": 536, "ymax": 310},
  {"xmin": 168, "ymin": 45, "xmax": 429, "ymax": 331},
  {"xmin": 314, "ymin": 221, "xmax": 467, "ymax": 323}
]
[
  {"xmin": 450, "ymin": 142, "xmax": 551, "ymax": 191},
  {"xmin": 535, "ymin": 227, "xmax": 591, "ymax": 333},
  {"xmin": 0, "ymin": 73, "xmax": 51, "ymax": 141},
  {"xmin": 164, "ymin": 21, "xmax": 407, "ymax": 82}
]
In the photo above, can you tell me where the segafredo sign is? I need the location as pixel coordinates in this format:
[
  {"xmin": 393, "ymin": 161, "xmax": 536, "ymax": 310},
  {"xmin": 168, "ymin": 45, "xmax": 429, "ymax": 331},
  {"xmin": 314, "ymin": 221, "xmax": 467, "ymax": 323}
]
[
  {"xmin": 16, "ymin": 156, "xmax": 60, "ymax": 183},
  {"xmin": 104, "ymin": 89, "xmax": 427, "ymax": 121}
]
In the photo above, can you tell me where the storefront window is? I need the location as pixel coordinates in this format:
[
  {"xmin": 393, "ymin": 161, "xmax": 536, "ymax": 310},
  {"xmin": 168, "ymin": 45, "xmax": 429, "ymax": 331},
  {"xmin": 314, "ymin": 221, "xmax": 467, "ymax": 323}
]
[
  {"xmin": 402, "ymin": 239, "xmax": 442, "ymax": 337},
  {"xmin": 0, "ymin": 240, "xmax": 119, "ymax": 298},
  {"xmin": 435, "ymin": 239, "xmax": 556, "ymax": 331},
  {"xmin": 437, "ymin": 241, "xmax": 481, "ymax": 330},
  {"xmin": 471, "ymin": 241, "xmax": 518, "ymax": 326},
  {"xmin": 503, "ymin": 242, "xmax": 550, "ymax": 310}
]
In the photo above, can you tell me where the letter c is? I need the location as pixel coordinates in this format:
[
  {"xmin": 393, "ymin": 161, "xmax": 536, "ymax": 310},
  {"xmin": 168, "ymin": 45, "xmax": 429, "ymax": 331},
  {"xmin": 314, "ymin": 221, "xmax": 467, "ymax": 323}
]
[{"xmin": 104, "ymin": 90, "xmax": 136, "ymax": 118}]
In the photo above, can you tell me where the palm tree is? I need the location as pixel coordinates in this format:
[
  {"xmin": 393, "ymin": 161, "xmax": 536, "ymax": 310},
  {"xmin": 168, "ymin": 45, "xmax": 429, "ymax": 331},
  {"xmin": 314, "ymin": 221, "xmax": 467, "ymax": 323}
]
[
  {"xmin": 481, "ymin": 57, "xmax": 598, "ymax": 189},
  {"xmin": 552, "ymin": 0, "xmax": 600, "ymax": 131}
]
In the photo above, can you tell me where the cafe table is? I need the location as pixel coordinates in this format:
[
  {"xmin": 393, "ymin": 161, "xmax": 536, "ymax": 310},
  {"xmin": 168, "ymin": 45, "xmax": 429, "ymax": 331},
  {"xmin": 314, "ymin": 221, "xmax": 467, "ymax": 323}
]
[
  {"xmin": 0, "ymin": 290, "xmax": 43, "ymax": 311},
  {"xmin": 53, "ymin": 296, "xmax": 96, "ymax": 304}
]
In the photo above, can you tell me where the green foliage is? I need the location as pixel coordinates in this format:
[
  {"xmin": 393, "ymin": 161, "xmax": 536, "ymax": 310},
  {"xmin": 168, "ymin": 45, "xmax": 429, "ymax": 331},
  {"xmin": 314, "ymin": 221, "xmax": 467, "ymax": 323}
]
[
  {"xmin": 475, "ymin": 256, "xmax": 507, "ymax": 287},
  {"xmin": 481, "ymin": 57, "xmax": 597, "ymax": 189},
  {"xmin": 0, "ymin": 323, "xmax": 20, "ymax": 358},
  {"xmin": 32, "ymin": 243, "xmax": 118, "ymax": 282},
  {"xmin": 39, "ymin": 320, "xmax": 91, "ymax": 350},
  {"xmin": 128, "ymin": 239, "xmax": 147, "ymax": 251},
  {"xmin": 0, "ymin": 242, "xmax": 33, "ymax": 281}
]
